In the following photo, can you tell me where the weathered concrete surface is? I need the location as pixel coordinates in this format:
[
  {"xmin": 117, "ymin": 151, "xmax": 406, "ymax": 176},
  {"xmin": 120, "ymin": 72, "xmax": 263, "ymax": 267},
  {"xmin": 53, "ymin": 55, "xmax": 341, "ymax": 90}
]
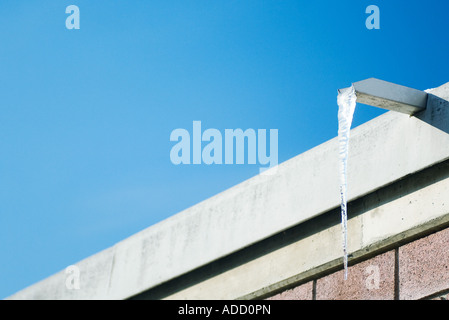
[
  {"xmin": 352, "ymin": 78, "xmax": 428, "ymax": 114},
  {"xmin": 7, "ymin": 82, "xmax": 449, "ymax": 300},
  {"xmin": 153, "ymin": 160, "xmax": 449, "ymax": 299}
]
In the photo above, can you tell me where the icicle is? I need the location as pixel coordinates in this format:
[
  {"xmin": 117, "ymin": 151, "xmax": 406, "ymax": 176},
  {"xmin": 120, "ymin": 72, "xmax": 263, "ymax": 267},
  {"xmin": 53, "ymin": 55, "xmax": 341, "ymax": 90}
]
[{"xmin": 337, "ymin": 85, "xmax": 357, "ymax": 280}]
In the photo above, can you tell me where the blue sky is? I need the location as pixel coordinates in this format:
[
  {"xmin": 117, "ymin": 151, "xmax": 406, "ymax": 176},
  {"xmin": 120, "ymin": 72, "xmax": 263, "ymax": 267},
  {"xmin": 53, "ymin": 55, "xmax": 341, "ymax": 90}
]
[{"xmin": 1, "ymin": 1, "xmax": 448, "ymax": 298}]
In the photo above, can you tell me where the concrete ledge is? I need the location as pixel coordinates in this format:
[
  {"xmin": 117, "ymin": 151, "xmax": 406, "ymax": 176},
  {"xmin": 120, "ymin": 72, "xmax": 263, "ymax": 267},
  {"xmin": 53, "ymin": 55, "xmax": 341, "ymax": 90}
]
[
  {"xmin": 352, "ymin": 78, "xmax": 428, "ymax": 114},
  {"xmin": 139, "ymin": 160, "xmax": 449, "ymax": 300},
  {"xmin": 7, "ymin": 82, "xmax": 449, "ymax": 300}
]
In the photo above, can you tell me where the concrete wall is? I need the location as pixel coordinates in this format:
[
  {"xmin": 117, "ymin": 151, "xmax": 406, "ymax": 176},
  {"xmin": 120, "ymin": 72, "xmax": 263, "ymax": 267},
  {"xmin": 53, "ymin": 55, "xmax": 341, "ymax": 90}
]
[
  {"xmin": 134, "ymin": 158, "xmax": 449, "ymax": 300},
  {"xmin": 7, "ymin": 81, "xmax": 449, "ymax": 300}
]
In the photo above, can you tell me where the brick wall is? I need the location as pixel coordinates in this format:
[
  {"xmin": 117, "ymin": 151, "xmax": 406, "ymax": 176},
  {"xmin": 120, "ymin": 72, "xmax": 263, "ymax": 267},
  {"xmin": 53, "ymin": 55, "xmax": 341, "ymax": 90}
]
[{"xmin": 267, "ymin": 227, "xmax": 449, "ymax": 300}]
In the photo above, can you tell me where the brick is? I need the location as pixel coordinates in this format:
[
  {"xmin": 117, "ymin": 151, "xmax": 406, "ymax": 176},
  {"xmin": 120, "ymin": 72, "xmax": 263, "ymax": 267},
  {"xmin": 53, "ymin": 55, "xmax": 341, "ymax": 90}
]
[
  {"xmin": 399, "ymin": 228, "xmax": 449, "ymax": 300},
  {"xmin": 267, "ymin": 281, "xmax": 313, "ymax": 300},
  {"xmin": 316, "ymin": 250, "xmax": 395, "ymax": 300}
]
